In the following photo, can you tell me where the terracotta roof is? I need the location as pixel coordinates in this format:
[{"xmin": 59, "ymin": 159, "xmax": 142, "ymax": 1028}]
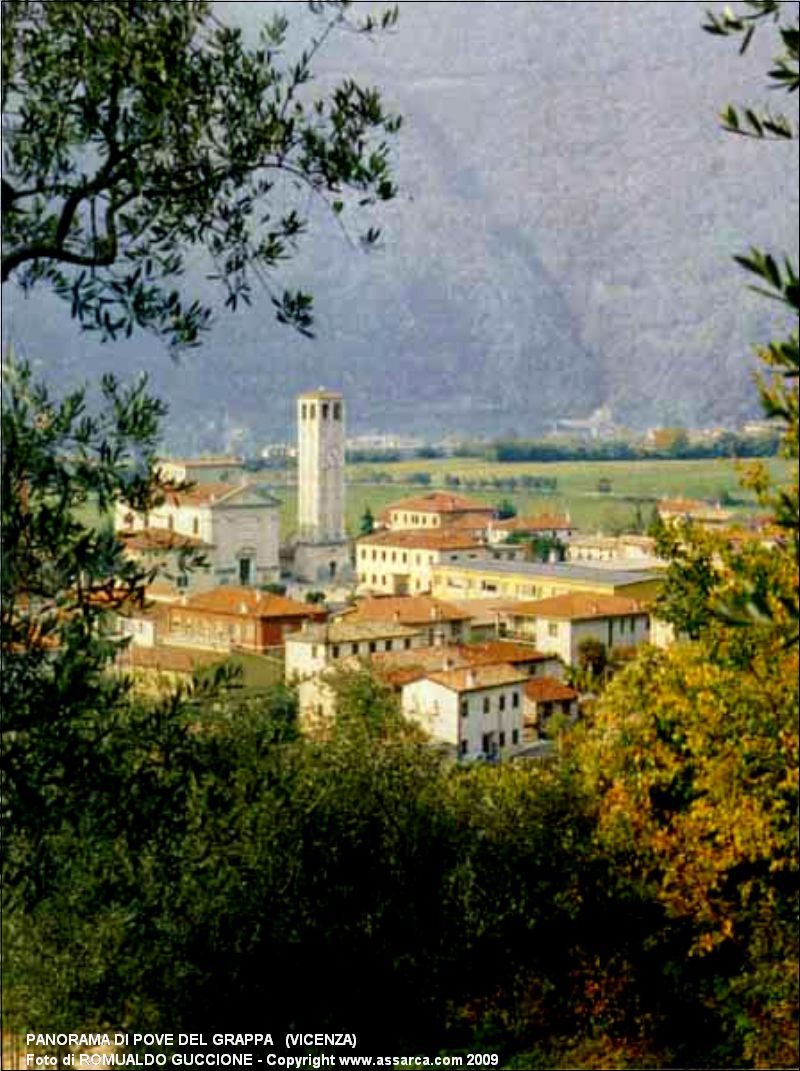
[
  {"xmin": 386, "ymin": 492, "xmax": 496, "ymax": 515},
  {"xmin": 509, "ymin": 593, "xmax": 648, "ymax": 620},
  {"xmin": 341, "ymin": 596, "xmax": 471, "ymax": 625},
  {"xmin": 456, "ymin": 640, "xmax": 552, "ymax": 665},
  {"xmin": 357, "ymin": 529, "xmax": 484, "ymax": 551},
  {"xmin": 120, "ymin": 527, "xmax": 211, "ymax": 552},
  {"xmin": 175, "ymin": 587, "xmax": 324, "ymax": 619},
  {"xmin": 492, "ymin": 514, "xmax": 571, "ymax": 533},
  {"xmin": 159, "ymin": 481, "xmax": 251, "ymax": 508},
  {"xmin": 525, "ymin": 677, "xmax": 579, "ymax": 703},
  {"xmin": 370, "ymin": 641, "xmax": 549, "ymax": 687},
  {"xmin": 424, "ymin": 664, "xmax": 529, "ymax": 693}
]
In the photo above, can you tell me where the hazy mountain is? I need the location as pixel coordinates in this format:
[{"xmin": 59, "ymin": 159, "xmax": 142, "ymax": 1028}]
[{"xmin": 3, "ymin": 1, "xmax": 798, "ymax": 450}]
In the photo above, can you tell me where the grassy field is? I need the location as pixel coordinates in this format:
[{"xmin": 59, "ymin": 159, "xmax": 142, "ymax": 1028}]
[
  {"xmin": 76, "ymin": 456, "xmax": 792, "ymax": 540},
  {"xmin": 264, "ymin": 456, "xmax": 791, "ymax": 538}
]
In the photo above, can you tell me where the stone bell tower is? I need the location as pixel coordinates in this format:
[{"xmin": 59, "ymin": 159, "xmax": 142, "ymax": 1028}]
[{"xmin": 293, "ymin": 388, "xmax": 352, "ymax": 584}]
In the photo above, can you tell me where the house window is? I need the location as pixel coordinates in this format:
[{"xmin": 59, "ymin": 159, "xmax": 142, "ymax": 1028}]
[
  {"xmin": 512, "ymin": 692, "xmax": 519, "ymax": 708},
  {"xmin": 309, "ymin": 404, "xmax": 316, "ymax": 419},
  {"xmin": 482, "ymin": 733, "xmax": 491, "ymax": 754},
  {"xmin": 192, "ymin": 517, "xmax": 199, "ymax": 535},
  {"xmin": 460, "ymin": 701, "xmax": 469, "ymax": 718},
  {"xmin": 301, "ymin": 403, "xmax": 307, "ymax": 420},
  {"xmin": 239, "ymin": 557, "xmax": 252, "ymax": 585},
  {"xmin": 351, "ymin": 643, "xmax": 359, "ymax": 655},
  {"xmin": 548, "ymin": 622, "xmax": 559, "ymax": 637},
  {"xmin": 499, "ymin": 694, "xmax": 506, "ymax": 711},
  {"xmin": 332, "ymin": 645, "xmax": 340, "ymax": 659},
  {"xmin": 167, "ymin": 515, "xmax": 174, "ymax": 530},
  {"xmin": 384, "ymin": 640, "xmax": 392, "ymax": 651},
  {"xmin": 512, "ymin": 729, "xmax": 519, "ymax": 745},
  {"xmin": 460, "ymin": 739, "xmax": 468, "ymax": 756},
  {"xmin": 369, "ymin": 641, "xmax": 377, "ymax": 653},
  {"xmin": 483, "ymin": 697, "xmax": 490, "ymax": 714},
  {"xmin": 176, "ymin": 574, "xmax": 189, "ymax": 589},
  {"xmin": 499, "ymin": 731, "xmax": 506, "ymax": 747},
  {"xmin": 333, "ymin": 402, "xmax": 342, "ymax": 420},
  {"xmin": 404, "ymin": 638, "xmax": 412, "ymax": 650},
  {"xmin": 322, "ymin": 402, "xmax": 329, "ymax": 419}
]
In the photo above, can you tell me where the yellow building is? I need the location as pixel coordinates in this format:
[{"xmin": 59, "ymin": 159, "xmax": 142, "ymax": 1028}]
[
  {"xmin": 382, "ymin": 491, "xmax": 496, "ymax": 534},
  {"xmin": 356, "ymin": 529, "xmax": 520, "ymax": 595},
  {"xmin": 431, "ymin": 560, "xmax": 662, "ymax": 603}
]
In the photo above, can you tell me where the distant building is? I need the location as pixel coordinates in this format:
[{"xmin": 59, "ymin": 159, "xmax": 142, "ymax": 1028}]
[
  {"xmin": 657, "ymin": 498, "xmax": 733, "ymax": 529},
  {"xmin": 157, "ymin": 456, "xmax": 246, "ymax": 485},
  {"xmin": 382, "ymin": 491, "xmax": 496, "ymax": 536},
  {"xmin": 355, "ymin": 529, "xmax": 499, "ymax": 595},
  {"xmin": 487, "ymin": 513, "xmax": 573, "ymax": 545},
  {"xmin": 523, "ymin": 677, "xmax": 580, "ymax": 737},
  {"xmin": 401, "ymin": 665, "xmax": 527, "ymax": 759},
  {"xmin": 163, "ymin": 586, "xmax": 325, "ymax": 653},
  {"xmin": 116, "ymin": 481, "xmax": 280, "ymax": 591},
  {"xmin": 294, "ymin": 389, "xmax": 352, "ymax": 584},
  {"xmin": 431, "ymin": 559, "xmax": 662, "ymax": 603},
  {"xmin": 504, "ymin": 593, "xmax": 651, "ymax": 665},
  {"xmin": 285, "ymin": 618, "xmax": 429, "ymax": 724},
  {"xmin": 565, "ymin": 534, "xmax": 663, "ymax": 569},
  {"xmin": 335, "ymin": 595, "xmax": 472, "ymax": 644}
]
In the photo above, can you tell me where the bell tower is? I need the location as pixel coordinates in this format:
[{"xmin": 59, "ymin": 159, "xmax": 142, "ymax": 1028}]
[{"xmin": 294, "ymin": 388, "xmax": 351, "ymax": 584}]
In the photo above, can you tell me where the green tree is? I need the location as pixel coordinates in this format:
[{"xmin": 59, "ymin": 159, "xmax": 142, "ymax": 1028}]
[
  {"xmin": 2, "ymin": 0, "xmax": 400, "ymax": 348},
  {"xmin": 359, "ymin": 505, "xmax": 375, "ymax": 535}
]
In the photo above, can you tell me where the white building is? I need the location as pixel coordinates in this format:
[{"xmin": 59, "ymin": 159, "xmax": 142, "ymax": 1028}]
[
  {"xmin": 401, "ymin": 665, "xmax": 527, "ymax": 759},
  {"xmin": 294, "ymin": 388, "xmax": 352, "ymax": 584},
  {"xmin": 116, "ymin": 481, "xmax": 280, "ymax": 591},
  {"xmin": 285, "ymin": 618, "xmax": 429, "ymax": 725},
  {"xmin": 505, "ymin": 593, "xmax": 651, "ymax": 665}
]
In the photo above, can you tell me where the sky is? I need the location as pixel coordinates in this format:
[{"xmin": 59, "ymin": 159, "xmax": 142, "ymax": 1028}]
[{"xmin": 3, "ymin": 1, "xmax": 798, "ymax": 450}]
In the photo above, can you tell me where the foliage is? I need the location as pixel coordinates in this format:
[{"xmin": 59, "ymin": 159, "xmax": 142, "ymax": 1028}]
[
  {"xmin": 304, "ymin": 589, "xmax": 326, "ymax": 604},
  {"xmin": 495, "ymin": 498, "xmax": 517, "ymax": 520},
  {"xmin": 324, "ymin": 661, "xmax": 413, "ymax": 741},
  {"xmin": 2, "ymin": 0, "xmax": 400, "ymax": 349},
  {"xmin": 359, "ymin": 505, "xmax": 375, "ymax": 535}
]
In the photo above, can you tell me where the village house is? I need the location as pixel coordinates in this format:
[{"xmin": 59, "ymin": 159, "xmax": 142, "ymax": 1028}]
[
  {"xmin": 565, "ymin": 533, "xmax": 661, "ymax": 563},
  {"xmin": 487, "ymin": 513, "xmax": 573, "ymax": 545},
  {"xmin": 401, "ymin": 664, "xmax": 528, "ymax": 759},
  {"xmin": 285, "ymin": 618, "xmax": 431, "ymax": 723},
  {"xmin": 335, "ymin": 595, "xmax": 472, "ymax": 644},
  {"xmin": 116, "ymin": 480, "xmax": 280, "ymax": 591},
  {"xmin": 164, "ymin": 586, "xmax": 326, "ymax": 653},
  {"xmin": 381, "ymin": 491, "xmax": 497, "ymax": 536},
  {"xmin": 523, "ymin": 677, "xmax": 580, "ymax": 738},
  {"xmin": 504, "ymin": 593, "xmax": 651, "ymax": 665},
  {"xmin": 118, "ymin": 526, "xmax": 215, "ymax": 595},
  {"xmin": 657, "ymin": 497, "xmax": 733, "ymax": 529},
  {"xmin": 370, "ymin": 639, "xmax": 563, "ymax": 690},
  {"xmin": 355, "ymin": 529, "xmax": 519, "ymax": 595},
  {"xmin": 431, "ymin": 559, "xmax": 662, "ymax": 602}
]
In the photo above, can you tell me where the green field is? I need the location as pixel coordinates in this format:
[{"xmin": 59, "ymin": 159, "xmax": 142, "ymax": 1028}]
[{"xmin": 264, "ymin": 456, "xmax": 791, "ymax": 538}]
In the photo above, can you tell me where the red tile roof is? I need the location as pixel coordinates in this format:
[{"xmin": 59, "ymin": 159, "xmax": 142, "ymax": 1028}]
[
  {"xmin": 161, "ymin": 481, "xmax": 243, "ymax": 507},
  {"xmin": 342, "ymin": 596, "xmax": 471, "ymax": 625},
  {"xmin": 175, "ymin": 587, "xmax": 324, "ymax": 619},
  {"xmin": 120, "ymin": 527, "xmax": 211, "ymax": 552},
  {"xmin": 456, "ymin": 640, "xmax": 552, "ymax": 665},
  {"xmin": 525, "ymin": 677, "xmax": 579, "ymax": 703},
  {"xmin": 357, "ymin": 529, "xmax": 484, "ymax": 551},
  {"xmin": 386, "ymin": 492, "xmax": 496, "ymax": 515},
  {"xmin": 425, "ymin": 664, "xmax": 529, "ymax": 693},
  {"xmin": 510, "ymin": 593, "xmax": 648, "ymax": 620}
]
